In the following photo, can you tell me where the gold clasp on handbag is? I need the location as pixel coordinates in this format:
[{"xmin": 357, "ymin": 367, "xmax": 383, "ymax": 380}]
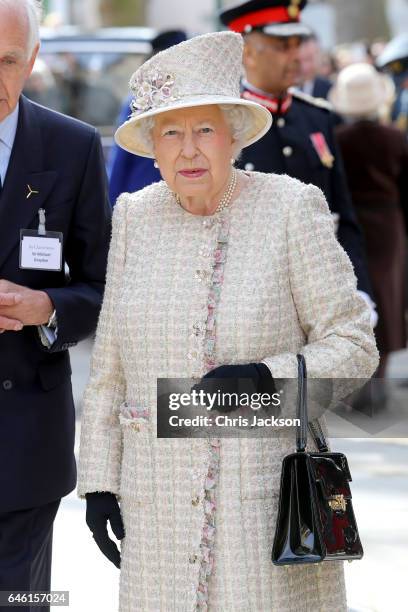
[{"xmin": 328, "ymin": 494, "xmax": 347, "ymax": 512}]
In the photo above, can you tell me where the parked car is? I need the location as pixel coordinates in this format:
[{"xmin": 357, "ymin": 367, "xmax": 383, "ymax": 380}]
[{"xmin": 24, "ymin": 27, "xmax": 156, "ymax": 158}]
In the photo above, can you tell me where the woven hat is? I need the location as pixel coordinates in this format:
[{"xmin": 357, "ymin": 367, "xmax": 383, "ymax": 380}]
[
  {"xmin": 115, "ymin": 31, "xmax": 272, "ymax": 157},
  {"xmin": 329, "ymin": 63, "xmax": 395, "ymax": 117}
]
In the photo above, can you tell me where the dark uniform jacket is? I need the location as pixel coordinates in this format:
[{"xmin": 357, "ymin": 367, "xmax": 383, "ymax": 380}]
[
  {"xmin": 238, "ymin": 88, "xmax": 372, "ymax": 295},
  {"xmin": 0, "ymin": 96, "xmax": 111, "ymax": 512}
]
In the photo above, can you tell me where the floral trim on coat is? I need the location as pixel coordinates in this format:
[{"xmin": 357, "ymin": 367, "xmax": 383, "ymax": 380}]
[{"xmin": 196, "ymin": 213, "xmax": 230, "ymax": 610}]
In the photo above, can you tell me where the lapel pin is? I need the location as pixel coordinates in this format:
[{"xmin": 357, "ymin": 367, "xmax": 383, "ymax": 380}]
[{"xmin": 26, "ymin": 184, "xmax": 40, "ymax": 199}]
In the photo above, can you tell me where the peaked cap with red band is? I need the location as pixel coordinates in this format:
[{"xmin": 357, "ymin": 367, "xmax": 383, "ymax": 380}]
[{"xmin": 220, "ymin": 0, "xmax": 311, "ymax": 38}]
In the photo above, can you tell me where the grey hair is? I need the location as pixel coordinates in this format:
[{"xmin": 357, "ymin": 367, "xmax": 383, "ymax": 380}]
[
  {"xmin": 0, "ymin": 0, "xmax": 42, "ymax": 57},
  {"xmin": 137, "ymin": 104, "xmax": 250, "ymax": 157}
]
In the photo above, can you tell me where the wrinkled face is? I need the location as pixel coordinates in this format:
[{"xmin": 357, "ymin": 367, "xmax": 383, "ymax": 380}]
[
  {"xmin": 298, "ymin": 39, "xmax": 320, "ymax": 82},
  {"xmin": 0, "ymin": 4, "xmax": 38, "ymax": 121},
  {"xmin": 243, "ymin": 32, "xmax": 301, "ymax": 94},
  {"xmin": 152, "ymin": 105, "xmax": 235, "ymax": 201}
]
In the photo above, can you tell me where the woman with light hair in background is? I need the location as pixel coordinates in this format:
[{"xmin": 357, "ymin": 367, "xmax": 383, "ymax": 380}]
[
  {"xmin": 331, "ymin": 63, "xmax": 408, "ymax": 387},
  {"xmin": 78, "ymin": 31, "xmax": 378, "ymax": 611}
]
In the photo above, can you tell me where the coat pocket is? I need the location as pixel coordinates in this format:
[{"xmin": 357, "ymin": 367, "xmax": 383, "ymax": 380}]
[{"xmin": 119, "ymin": 402, "xmax": 155, "ymax": 504}]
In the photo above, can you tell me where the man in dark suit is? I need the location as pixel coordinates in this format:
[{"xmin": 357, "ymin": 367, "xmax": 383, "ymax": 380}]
[
  {"xmin": 220, "ymin": 0, "xmax": 376, "ymax": 318},
  {"xmin": 297, "ymin": 31, "xmax": 332, "ymax": 99},
  {"xmin": 0, "ymin": 1, "xmax": 110, "ymax": 607}
]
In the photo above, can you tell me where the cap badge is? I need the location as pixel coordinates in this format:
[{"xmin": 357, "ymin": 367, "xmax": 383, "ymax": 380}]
[{"xmin": 288, "ymin": 0, "xmax": 301, "ymax": 19}]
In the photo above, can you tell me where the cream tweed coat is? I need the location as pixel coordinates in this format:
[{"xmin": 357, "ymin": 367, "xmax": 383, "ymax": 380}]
[{"xmin": 78, "ymin": 170, "xmax": 379, "ymax": 612}]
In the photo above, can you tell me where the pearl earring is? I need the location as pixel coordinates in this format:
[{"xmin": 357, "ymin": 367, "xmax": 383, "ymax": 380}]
[
  {"xmin": 153, "ymin": 160, "xmax": 159, "ymax": 168},
  {"xmin": 231, "ymin": 158, "xmax": 235, "ymax": 165}
]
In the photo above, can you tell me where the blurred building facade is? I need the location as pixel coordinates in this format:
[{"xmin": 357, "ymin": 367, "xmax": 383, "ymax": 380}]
[
  {"xmin": 45, "ymin": 0, "xmax": 101, "ymax": 27},
  {"xmin": 42, "ymin": 0, "xmax": 408, "ymax": 43},
  {"xmin": 329, "ymin": 0, "xmax": 390, "ymax": 43},
  {"xmin": 147, "ymin": 0, "xmax": 408, "ymax": 46},
  {"xmin": 44, "ymin": 0, "xmax": 145, "ymax": 28},
  {"xmin": 146, "ymin": 0, "xmax": 216, "ymax": 32}
]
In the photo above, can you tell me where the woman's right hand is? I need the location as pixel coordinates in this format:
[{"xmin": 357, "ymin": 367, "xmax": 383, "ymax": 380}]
[{"xmin": 85, "ymin": 492, "xmax": 125, "ymax": 568}]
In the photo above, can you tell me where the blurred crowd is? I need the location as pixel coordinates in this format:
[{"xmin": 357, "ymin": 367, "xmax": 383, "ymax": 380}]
[
  {"xmin": 23, "ymin": 30, "xmax": 408, "ymax": 138},
  {"xmin": 295, "ymin": 32, "xmax": 407, "ymax": 128},
  {"xmin": 296, "ymin": 30, "xmax": 408, "ymax": 384}
]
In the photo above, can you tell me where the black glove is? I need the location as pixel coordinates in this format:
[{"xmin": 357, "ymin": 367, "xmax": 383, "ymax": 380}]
[
  {"xmin": 192, "ymin": 363, "xmax": 276, "ymax": 412},
  {"xmin": 85, "ymin": 492, "xmax": 125, "ymax": 568}
]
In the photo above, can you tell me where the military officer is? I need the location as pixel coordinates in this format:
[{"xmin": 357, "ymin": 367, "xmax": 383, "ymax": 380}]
[{"xmin": 220, "ymin": 0, "xmax": 376, "ymax": 312}]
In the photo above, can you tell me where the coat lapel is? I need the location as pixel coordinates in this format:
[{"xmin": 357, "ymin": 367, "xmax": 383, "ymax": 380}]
[{"xmin": 0, "ymin": 96, "xmax": 57, "ymax": 270}]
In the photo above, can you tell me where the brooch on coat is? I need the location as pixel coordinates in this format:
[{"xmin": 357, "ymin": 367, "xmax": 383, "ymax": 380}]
[{"xmin": 310, "ymin": 132, "xmax": 335, "ymax": 169}]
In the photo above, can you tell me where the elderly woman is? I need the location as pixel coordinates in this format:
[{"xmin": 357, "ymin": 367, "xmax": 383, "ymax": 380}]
[{"xmin": 78, "ymin": 32, "xmax": 378, "ymax": 612}]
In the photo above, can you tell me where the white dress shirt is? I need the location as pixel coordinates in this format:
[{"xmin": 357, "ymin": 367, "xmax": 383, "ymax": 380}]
[
  {"xmin": 0, "ymin": 103, "xmax": 19, "ymax": 186},
  {"xmin": 303, "ymin": 79, "xmax": 315, "ymax": 96}
]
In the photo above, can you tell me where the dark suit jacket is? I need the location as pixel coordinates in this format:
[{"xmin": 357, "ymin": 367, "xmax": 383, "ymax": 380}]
[
  {"xmin": 312, "ymin": 76, "xmax": 332, "ymax": 100},
  {"xmin": 238, "ymin": 93, "xmax": 373, "ymax": 296},
  {"xmin": 108, "ymin": 95, "xmax": 161, "ymax": 205},
  {"xmin": 0, "ymin": 96, "xmax": 111, "ymax": 512}
]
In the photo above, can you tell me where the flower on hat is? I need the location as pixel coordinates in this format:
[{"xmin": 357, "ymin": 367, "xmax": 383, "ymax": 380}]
[
  {"xmin": 114, "ymin": 31, "xmax": 272, "ymax": 158},
  {"xmin": 129, "ymin": 70, "xmax": 180, "ymax": 116}
]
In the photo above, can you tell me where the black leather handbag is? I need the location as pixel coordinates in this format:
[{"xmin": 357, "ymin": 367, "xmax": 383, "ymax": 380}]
[{"xmin": 272, "ymin": 354, "xmax": 364, "ymax": 565}]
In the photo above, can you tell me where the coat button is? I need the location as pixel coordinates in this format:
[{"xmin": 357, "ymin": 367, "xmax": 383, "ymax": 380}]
[
  {"xmin": 2, "ymin": 379, "xmax": 13, "ymax": 391},
  {"xmin": 191, "ymin": 495, "xmax": 200, "ymax": 506},
  {"xmin": 244, "ymin": 162, "xmax": 254, "ymax": 171},
  {"xmin": 188, "ymin": 553, "xmax": 198, "ymax": 564},
  {"xmin": 192, "ymin": 323, "xmax": 203, "ymax": 337},
  {"xmin": 277, "ymin": 117, "xmax": 286, "ymax": 128},
  {"xmin": 195, "ymin": 270, "xmax": 210, "ymax": 283},
  {"xmin": 283, "ymin": 146, "xmax": 293, "ymax": 157}
]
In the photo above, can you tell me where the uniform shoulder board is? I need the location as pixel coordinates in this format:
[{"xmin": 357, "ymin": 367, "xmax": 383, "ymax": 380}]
[{"xmin": 290, "ymin": 88, "xmax": 334, "ymax": 112}]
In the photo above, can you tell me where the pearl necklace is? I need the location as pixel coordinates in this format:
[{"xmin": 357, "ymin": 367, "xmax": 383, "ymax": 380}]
[{"xmin": 175, "ymin": 169, "xmax": 237, "ymax": 214}]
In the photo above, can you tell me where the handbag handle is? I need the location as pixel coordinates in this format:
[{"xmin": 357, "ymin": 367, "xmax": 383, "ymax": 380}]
[{"xmin": 296, "ymin": 354, "xmax": 329, "ymax": 453}]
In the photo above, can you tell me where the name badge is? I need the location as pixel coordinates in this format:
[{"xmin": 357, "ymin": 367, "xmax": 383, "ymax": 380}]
[{"xmin": 19, "ymin": 208, "xmax": 63, "ymax": 272}]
